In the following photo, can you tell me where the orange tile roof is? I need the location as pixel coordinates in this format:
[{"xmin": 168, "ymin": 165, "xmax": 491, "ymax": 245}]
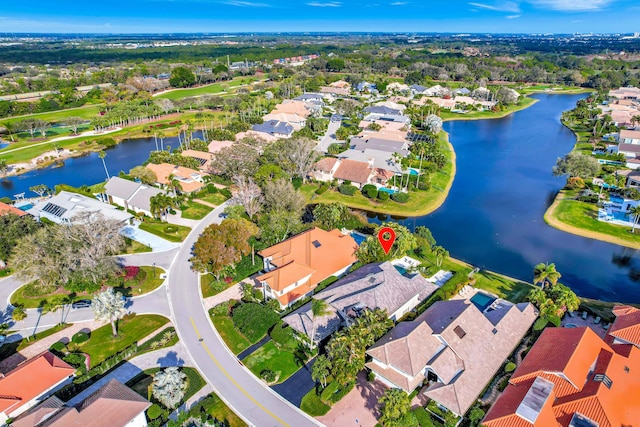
[
  {"xmin": 484, "ymin": 327, "xmax": 640, "ymax": 427},
  {"xmin": 257, "ymin": 228, "xmax": 357, "ymax": 302},
  {"xmin": 145, "ymin": 162, "xmax": 206, "ymax": 193},
  {"xmin": 313, "ymin": 157, "xmax": 338, "ymax": 173},
  {"xmin": 271, "ymin": 100, "xmax": 311, "ymax": 118},
  {"xmin": 608, "ymin": 305, "xmax": 640, "ymax": 346},
  {"xmin": 0, "ymin": 351, "xmax": 75, "ymax": 416},
  {"xmin": 0, "ymin": 201, "xmax": 28, "ymax": 217},
  {"xmin": 180, "ymin": 149, "xmax": 213, "ymax": 172},
  {"xmin": 333, "ymin": 159, "xmax": 373, "ymax": 184}
]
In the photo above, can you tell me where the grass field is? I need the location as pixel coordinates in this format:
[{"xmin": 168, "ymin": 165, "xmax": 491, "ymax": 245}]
[
  {"xmin": 302, "ymin": 132, "xmax": 455, "ymax": 216},
  {"xmin": 300, "ymin": 388, "xmax": 331, "ymax": 416},
  {"xmin": 244, "ymin": 340, "xmax": 311, "ymax": 384},
  {"xmin": 0, "ymin": 104, "xmax": 102, "ymax": 127},
  {"xmin": 180, "ymin": 200, "xmax": 213, "ymax": 220},
  {"xmin": 139, "ymin": 219, "xmax": 191, "ymax": 242},
  {"xmin": 155, "ymin": 76, "xmax": 260, "ymax": 100},
  {"xmin": 440, "ymin": 97, "xmax": 537, "ymax": 121},
  {"xmin": 80, "ymin": 314, "xmax": 168, "ymax": 367},
  {"xmin": 211, "ymin": 313, "xmax": 253, "ymax": 354},
  {"xmin": 197, "ymin": 192, "xmax": 229, "ymax": 206}
]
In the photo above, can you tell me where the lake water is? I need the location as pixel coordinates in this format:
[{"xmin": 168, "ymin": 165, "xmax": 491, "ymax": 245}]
[
  {"xmin": 373, "ymin": 94, "xmax": 640, "ymax": 303},
  {"xmin": 0, "ymin": 131, "xmax": 203, "ymax": 199}
]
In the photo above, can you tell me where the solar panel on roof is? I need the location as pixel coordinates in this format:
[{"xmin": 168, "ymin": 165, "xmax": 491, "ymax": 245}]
[
  {"xmin": 42, "ymin": 203, "xmax": 67, "ymax": 217},
  {"xmin": 312, "ymin": 240, "xmax": 321, "ymax": 248}
]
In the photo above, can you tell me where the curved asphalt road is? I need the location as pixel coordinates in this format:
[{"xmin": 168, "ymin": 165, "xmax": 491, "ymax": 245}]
[{"xmin": 166, "ymin": 203, "xmax": 322, "ymax": 427}]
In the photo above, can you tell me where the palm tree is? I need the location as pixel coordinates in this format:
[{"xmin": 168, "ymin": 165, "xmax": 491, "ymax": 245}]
[
  {"xmin": 379, "ymin": 388, "xmax": 411, "ymax": 427},
  {"xmin": 91, "ymin": 288, "xmax": 126, "ymax": 337},
  {"xmin": 432, "ymin": 245, "xmax": 449, "ymax": 267},
  {"xmin": 533, "ymin": 262, "xmax": 561, "ymax": 288},
  {"xmin": 98, "ymin": 151, "xmax": 110, "ymax": 181},
  {"xmin": 0, "ymin": 159, "xmax": 8, "ymax": 181},
  {"xmin": 630, "ymin": 205, "xmax": 640, "ymax": 234},
  {"xmin": 11, "ymin": 304, "xmax": 27, "ymax": 328},
  {"xmin": 152, "ymin": 367, "xmax": 187, "ymax": 409},
  {"xmin": 311, "ymin": 355, "xmax": 331, "ymax": 388},
  {"xmin": 310, "ymin": 298, "xmax": 331, "ymax": 343}
]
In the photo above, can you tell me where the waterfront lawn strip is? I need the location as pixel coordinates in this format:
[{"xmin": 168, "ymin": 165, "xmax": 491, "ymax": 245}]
[
  {"xmin": 211, "ymin": 313, "xmax": 252, "ymax": 355},
  {"xmin": 440, "ymin": 97, "xmax": 536, "ymax": 121},
  {"xmin": 80, "ymin": 314, "xmax": 168, "ymax": 367},
  {"xmin": 139, "ymin": 219, "xmax": 191, "ymax": 242}
]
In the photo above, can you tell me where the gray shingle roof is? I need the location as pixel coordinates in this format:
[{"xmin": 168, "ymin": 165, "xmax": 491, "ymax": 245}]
[
  {"xmin": 364, "ymin": 105, "xmax": 403, "ymax": 115},
  {"xmin": 104, "ymin": 177, "xmax": 140, "ymax": 200},
  {"xmin": 252, "ymin": 120, "xmax": 294, "ymax": 136}
]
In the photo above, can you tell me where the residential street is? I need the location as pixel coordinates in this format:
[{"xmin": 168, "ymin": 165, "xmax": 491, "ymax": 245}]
[
  {"xmin": 166, "ymin": 202, "xmax": 322, "ymax": 427},
  {"xmin": 315, "ymin": 118, "xmax": 342, "ymax": 153}
]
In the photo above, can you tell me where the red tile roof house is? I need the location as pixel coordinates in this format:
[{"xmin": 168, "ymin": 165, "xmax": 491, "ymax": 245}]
[
  {"xmin": 482, "ymin": 305, "xmax": 640, "ymax": 427},
  {"xmin": 0, "ymin": 201, "xmax": 28, "ymax": 217},
  {"xmin": 0, "ymin": 351, "xmax": 75, "ymax": 425},
  {"xmin": 311, "ymin": 158, "xmax": 394, "ymax": 189},
  {"xmin": 365, "ymin": 299, "xmax": 537, "ymax": 417},
  {"xmin": 257, "ymin": 227, "xmax": 358, "ymax": 308}
]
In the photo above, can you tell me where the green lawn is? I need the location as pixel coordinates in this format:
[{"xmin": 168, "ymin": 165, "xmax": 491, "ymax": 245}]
[
  {"xmin": 440, "ymin": 97, "xmax": 537, "ymax": 121},
  {"xmin": 116, "ymin": 266, "xmax": 165, "ymax": 297},
  {"xmin": 201, "ymin": 256, "xmax": 262, "ymax": 298},
  {"xmin": 139, "ymin": 219, "xmax": 191, "ymax": 242},
  {"xmin": 79, "ymin": 314, "xmax": 168, "ymax": 367},
  {"xmin": 300, "ymin": 388, "xmax": 331, "ymax": 416},
  {"xmin": 546, "ymin": 191, "xmax": 640, "ymax": 249},
  {"xmin": 123, "ymin": 237, "xmax": 152, "ymax": 254},
  {"xmin": 211, "ymin": 314, "xmax": 252, "ymax": 354},
  {"xmin": 243, "ymin": 341, "xmax": 312, "ymax": 384},
  {"xmin": 10, "ymin": 282, "xmax": 69, "ymax": 309},
  {"xmin": 0, "ymin": 104, "xmax": 102, "ymax": 127},
  {"xmin": 197, "ymin": 192, "xmax": 229, "ymax": 206},
  {"xmin": 155, "ymin": 76, "xmax": 260, "ymax": 100},
  {"xmin": 180, "ymin": 200, "xmax": 213, "ymax": 220},
  {"xmin": 302, "ymin": 132, "xmax": 454, "ymax": 217}
]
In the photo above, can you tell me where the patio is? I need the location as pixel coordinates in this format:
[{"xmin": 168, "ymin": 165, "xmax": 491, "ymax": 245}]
[{"xmin": 560, "ymin": 311, "xmax": 609, "ymax": 339}]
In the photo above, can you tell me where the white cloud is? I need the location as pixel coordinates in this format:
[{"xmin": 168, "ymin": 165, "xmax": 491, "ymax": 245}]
[
  {"xmin": 391, "ymin": 1, "xmax": 407, "ymax": 5},
  {"xmin": 506, "ymin": 14, "xmax": 521, "ymax": 18},
  {"xmin": 223, "ymin": 0, "xmax": 270, "ymax": 6},
  {"xmin": 527, "ymin": 0, "xmax": 613, "ymax": 11},
  {"xmin": 306, "ymin": 1, "xmax": 342, "ymax": 6},
  {"xmin": 468, "ymin": 1, "xmax": 521, "ymax": 13}
]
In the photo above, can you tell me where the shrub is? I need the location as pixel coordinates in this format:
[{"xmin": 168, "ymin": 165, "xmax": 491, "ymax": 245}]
[
  {"xmin": 315, "ymin": 183, "xmax": 329, "ymax": 195},
  {"xmin": 361, "ymin": 184, "xmax": 377, "ymax": 194},
  {"xmin": 338, "ymin": 184, "xmax": 357, "ymax": 196},
  {"xmin": 220, "ymin": 188, "xmax": 232, "ymax": 199},
  {"xmin": 50, "ymin": 341, "xmax": 66, "ymax": 353},
  {"xmin": 391, "ymin": 192, "xmax": 410, "ymax": 203},
  {"xmin": 96, "ymin": 137, "xmax": 116, "ymax": 148},
  {"xmin": 367, "ymin": 371, "xmax": 376, "ymax": 382},
  {"xmin": 377, "ymin": 191, "xmax": 390, "ymax": 201},
  {"xmin": 63, "ymin": 352, "xmax": 86, "ymax": 369},
  {"xmin": 320, "ymin": 381, "xmax": 355, "ymax": 405},
  {"xmin": 417, "ymin": 179, "xmax": 431, "ymax": 190},
  {"xmin": 270, "ymin": 323, "xmax": 296, "ymax": 349},
  {"xmin": 123, "ymin": 266, "xmax": 140, "ymax": 280},
  {"xmin": 365, "ymin": 187, "xmax": 378, "ymax": 199},
  {"xmin": 260, "ymin": 369, "xmax": 277, "ymax": 382},
  {"xmin": 566, "ymin": 177, "xmax": 585, "ymax": 189},
  {"xmin": 231, "ymin": 303, "xmax": 279, "ymax": 342},
  {"xmin": 147, "ymin": 404, "xmax": 164, "ymax": 420},
  {"xmin": 292, "ymin": 177, "xmax": 303, "ymax": 189},
  {"xmin": 164, "ymin": 225, "xmax": 178, "ymax": 233},
  {"xmin": 71, "ymin": 331, "xmax": 90, "ymax": 344},
  {"xmin": 206, "ymin": 184, "xmax": 218, "ymax": 194},
  {"xmin": 504, "ymin": 362, "xmax": 517, "ymax": 373}
]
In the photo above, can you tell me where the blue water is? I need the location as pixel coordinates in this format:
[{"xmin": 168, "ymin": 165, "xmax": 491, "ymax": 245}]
[
  {"xmin": 17, "ymin": 203, "xmax": 33, "ymax": 211},
  {"xmin": 611, "ymin": 196, "xmax": 624, "ymax": 204},
  {"xmin": 369, "ymin": 94, "xmax": 640, "ymax": 303},
  {"xmin": 378, "ymin": 187, "xmax": 397, "ymax": 194},
  {"xmin": 394, "ymin": 265, "xmax": 408, "ymax": 275},
  {"xmin": 470, "ymin": 292, "xmax": 496, "ymax": 312},
  {"xmin": 0, "ymin": 131, "xmax": 203, "ymax": 199},
  {"xmin": 408, "ymin": 168, "xmax": 419, "ymax": 176},
  {"xmin": 0, "ymin": 142, "xmax": 8, "ymax": 149}
]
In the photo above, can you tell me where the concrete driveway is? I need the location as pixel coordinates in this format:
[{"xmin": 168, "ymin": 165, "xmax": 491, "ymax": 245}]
[
  {"xmin": 316, "ymin": 118, "xmax": 343, "ymax": 153},
  {"xmin": 121, "ymin": 224, "xmax": 180, "ymax": 252}
]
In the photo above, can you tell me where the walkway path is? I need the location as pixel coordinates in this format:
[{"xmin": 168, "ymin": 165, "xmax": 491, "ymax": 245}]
[
  {"xmin": 167, "ymin": 202, "xmax": 321, "ymax": 427},
  {"xmin": 67, "ymin": 342, "xmax": 194, "ymax": 406},
  {"xmin": 203, "ymin": 282, "xmax": 243, "ymax": 309}
]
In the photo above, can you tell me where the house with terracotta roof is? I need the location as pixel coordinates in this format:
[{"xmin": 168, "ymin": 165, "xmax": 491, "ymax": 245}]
[
  {"xmin": 0, "ymin": 201, "xmax": 28, "ymax": 217},
  {"xmin": 145, "ymin": 163, "xmax": 206, "ymax": 194},
  {"xmin": 0, "ymin": 351, "xmax": 75, "ymax": 424},
  {"xmin": 619, "ymin": 129, "xmax": 640, "ymax": 145},
  {"xmin": 270, "ymin": 99, "xmax": 314, "ymax": 118},
  {"xmin": 607, "ymin": 304, "xmax": 640, "ymax": 347},
  {"xmin": 207, "ymin": 139, "xmax": 235, "ymax": 154},
  {"xmin": 257, "ymin": 228, "xmax": 358, "ymax": 308},
  {"xmin": 366, "ymin": 299, "xmax": 537, "ymax": 416},
  {"xmin": 262, "ymin": 112, "xmax": 306, "ymax": 131},
  {"xmin": 311, "ymin": 157, "xmax": 339, "ymax": 181},
  {"xmin": 12, "ymin": 379, "xmax": 150, "ymax": 427},
  {"xmin": 483, "ymin": 324, "xmax": 640, "ymax": 427},
  {"xmin": 180, "ymin": 149, "xmax": 214, "ymax": 172},
  {"xmin": 284, "ymin": 261, "xmax": 438, "ymax": 343}
]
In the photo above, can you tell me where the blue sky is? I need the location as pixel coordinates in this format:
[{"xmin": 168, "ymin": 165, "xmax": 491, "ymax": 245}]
[{"xmin": 0, "ymin": 0, "xmax": 638, "ymax": 34}]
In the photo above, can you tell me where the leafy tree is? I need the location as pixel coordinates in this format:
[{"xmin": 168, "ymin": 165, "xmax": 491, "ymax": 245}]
[
  {"xmin": 356, "ymin": 223, "xmax": 417, "ymax": 264},
  {"xmin": 468, "ymin": 407, "xmax": 486, "ymax": 426},
  {"xmin": 210, "ymin": 143, "xmax": 260, "ymax": 178},
  {"xmin": 231, "ymin": 303, "xmax": 279, "ymax": 342},
  {"xmin": 533, "ymin": 262, "xmax": 561, "ymax": 288},
  {"xmin": 65, "ymin": 116, "xmax": 85, "ymax": 135},
  {"xmin": 254, "ymin": 164, "xmax": 289, "ymax": 184},
  {"xmin": 190, "ymin": 219, "xmax": 259, "ymax": 280},
  {"xmin": 11, "ymin": 213, "xmax": 124, "ymax": 290},
  {"xmin": 231, "ymin": 175, "xmax": 263, "ymax": 219},
  {"xmin": 129, "ymin": 165, "xmax": 157, "ymax": 185},
  {"xmin": 432, "ymin": 246, "xmax": 449, "ymax": 267},
  {"xmin": 378, "ymin": 388, "xmax": 411, "ymax": 427},
  {"xmin": 0, "ymin": 159, "xmax": 7, "ymax": 179},
  {"xmin": 29, "ymin": 184, "xmax": 50, "ymax": 197},
  {"xmin": 311, "ymin": 355, "xmax": 331, "ymax": 388},
  {"xmin": 415, "ymin": 225, "xmax": 436, "ymax": 248},
  {"xmin": 258, "ymin": 208, "xmax": 305, "ymax": 246},
  {"xmin": 313, "ymin": 202, "xmax": 351, "ymax": 230},
  {"xmin": 169, "ymin": 66, "xmax": 196, "ymax": 88},
  {"xmin": 553, "ymin": 152, "xmax": 600, "ymax": 179},
  {"xmin": 92, "ymin": 288, "xmax": 127, "ymax": 337},
  {"xmin": 263, "ymin": 138, "xmax": 317, "ymax": 182},
  {"xmin": 152, "ymin": 367, "xmax": 187, "ymax": 409},
  {"xmin": 0, "ymin": 214, "xmax": 40, "ymax": 267}
]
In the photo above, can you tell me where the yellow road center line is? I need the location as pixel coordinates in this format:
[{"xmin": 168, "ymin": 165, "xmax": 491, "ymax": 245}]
[{"xmin": 190, "ymin": 317, "xmax": 290, "ymax": 427}]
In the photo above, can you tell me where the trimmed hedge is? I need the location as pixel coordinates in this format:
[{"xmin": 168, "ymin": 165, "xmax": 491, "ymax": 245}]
[
  {"xmin": 338, "ymin": 184, "xmax": 357, "ymax": 196},
  {"xmin": 377, "ymin": 191, "xmax": 390, "ymax": 201},
  {"xmin": 147, "ymin": 404, "xmax": 163, "ymax": 420},
  {"xmin": 72, "ymin": 331, "xmax": 90, "ymax": 344},
  {"xmin": 391, "ymin": 192, "xmax": 410, "ymax": 203},
  {"xmin": 365, "ymin": 187, "xmax": 378, "ymax": 199}
]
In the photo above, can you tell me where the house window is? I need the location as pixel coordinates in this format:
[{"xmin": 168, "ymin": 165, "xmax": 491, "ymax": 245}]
[
  {"xmin": 625, "ymin": 366, "xmax": 630, "ymax": 373},
  {"xmin": 593, "ymin": 373, "xmax": 613, "ymax": 388},
  {"xmin": 453, "ymin": 325, "xmax": 466, "ymax": 339}
]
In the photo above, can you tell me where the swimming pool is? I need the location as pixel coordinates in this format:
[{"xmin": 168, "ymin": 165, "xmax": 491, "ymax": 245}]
[
  {"xmin": 350, "ymin": 232, "xmax": 367, "ymax": 246},
  {"xmin": 408, "ymin": 168, "xmax": 419, "ymax": 176},
  {"xmin": 470, "ymin": 292, "xmax": 496, "ymax": 312},
  {"xmin": 378, "ymin": 187, "xmax": 397, "ymax": 194},
  {"xmin": 17, "ymin": 203, "xmax": 34, "ymax": 211}
]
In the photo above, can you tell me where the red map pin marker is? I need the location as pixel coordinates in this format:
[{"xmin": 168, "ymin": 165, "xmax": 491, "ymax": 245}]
[{"xmin": 377, "ymin": 227, "xmax": 396, "ymax": 255}]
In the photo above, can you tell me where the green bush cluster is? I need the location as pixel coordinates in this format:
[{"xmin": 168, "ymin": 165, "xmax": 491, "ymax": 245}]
[
  {"xmin": 74, "ymin": 343, "xmax": 138, "ymax": 384},
  {"xmin": 260, "ymin": 369, "xmax": 277, "ymax": 382},
  {"xmin": 338, "ymin": 184, "xmax": 357, "ymax": 196},
  {"xmin": 504, "ymin": 362, "xmax": 517, "ymax": 373},
  {"xmin": 377, "ymin": 191, "xmax": 390, "ymax": 201},
  {"xmin": 71, "ymin": 331, "xmax": 90, "ymax": 344},
  {"xmin": 391, "ymin": 192, "xmax": 410, "ymax": 203},
  {"xmin": 147, "ymin": 404, "xmax": 163, "ymax": 420},
  {"xmin": 320, "ymin": 381, "xmax": 355, "ymax": 405},
  {"xmin": 231, "ymin": 303, "xmax": 279, "ymax": 342},
  {"xmin": 315, "ymin": 182, "xmax": 329, "ymax": 194},
  {"xmin": 63, "ymin": 352, "xmax": 86, "ymax": 369},
  {"xmin": 269, "ymin": 323, "xmax": 296, "ymax": 349}
]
